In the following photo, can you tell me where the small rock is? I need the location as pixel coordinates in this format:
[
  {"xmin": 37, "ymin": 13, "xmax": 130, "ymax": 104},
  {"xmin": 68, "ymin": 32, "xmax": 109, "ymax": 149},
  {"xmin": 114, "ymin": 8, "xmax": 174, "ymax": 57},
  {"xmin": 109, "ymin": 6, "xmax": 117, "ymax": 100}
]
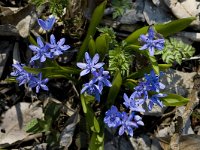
[{"xmin": 143, "ymin": 0, "xmax": 175, "ymax": 25}]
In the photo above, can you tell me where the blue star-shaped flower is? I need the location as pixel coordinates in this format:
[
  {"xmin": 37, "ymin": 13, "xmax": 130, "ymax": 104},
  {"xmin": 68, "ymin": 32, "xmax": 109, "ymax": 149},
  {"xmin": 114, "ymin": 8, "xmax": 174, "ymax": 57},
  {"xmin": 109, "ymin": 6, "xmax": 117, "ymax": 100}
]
[
  {"xmin": 37, "ymin": 16, "xmax": 56, "ymax": 31},
  {"xmin": 139, "ymin": 27, "xmax": 165, "ymax": 56},
  {"xmin": 92, "ymin": 67, "xmax": 112, "ymax": 92},
  {"xmin": 144, "ymin": 70, "xmax": 165, "ymax": 92},
  {"xmin": 11, "ymin": 63, "xmax": 32, "ymax": 86},
  {"xmin": 104, "ymin": 105, "xmax": 122, "ymax": 128},
  {"xmin": 134, "ymin": 82, "xmax": 149, "ymax": 100},
  {"xmin": 123, "ymin": 93, "xmax": 145, "ymax": 112},
  {"xmin": 28, "ymin": 73, "xmax": 49, "ymax": 93},
  {"xmin": 148, "ymin": 93, "xmax": 167, "ymax": 111},
  {"xmin": 47, "ymin": 34, "xmax": 70, "ymax": 57},
  {"xmin": 29, "ymin": 36, "xmax": 53, "ymax": 63},
  {"xmin": 81, "ymin": 79, "xmax": 101, "ymax": 101},
  {"xmin": 77, "ymin": 52, "xmax": 105, "ymax": 76},
  {"xmin": 118, "ymin": 112, "xmax": 144, "ymax": 136}
]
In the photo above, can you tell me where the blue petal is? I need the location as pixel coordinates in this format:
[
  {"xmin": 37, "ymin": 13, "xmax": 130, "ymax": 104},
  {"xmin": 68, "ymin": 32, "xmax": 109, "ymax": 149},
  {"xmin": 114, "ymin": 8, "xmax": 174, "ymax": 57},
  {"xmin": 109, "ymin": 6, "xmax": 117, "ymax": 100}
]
[
  {"xmin": 58, "ymin": 38, "xmax": 65, "ymax": 46},
  {"xmin": 40, "ymin": 55, "xmax": 46, "ymax": 62},
  {"xmin": 140, "ymin": 35, "xmax": 148, "ymax": 42},
  {"xmin": 149, "ymin": 46, "xmax": 155, "ymax": 56},
  {"xmin": 77, "ymin": 63, "xmax": 87, "ymax": 69},
  {"xmin": 148, "ymin": 27, "xmax": 155, "ymax": 40},
  {"xmin": 80, "ymin": 69, "xmax": 90, "ymax": 76},
  {"xmin": 92, "ymin": 53, "xmax": 100, "ymax": 65},
  {"xmin": 37, "ymin": 37, "xmax": 44, "ymax": 48},
  {"xmin": 36, "ymin": 85, "xmax": 40, "ymax": 93},
  {"xmin": 29, "ymin": 45, "xmax": 40, "ymax": 52},
  {"xmin": 139, "ymin": 44, "xmax": 149, "ymax": 50},
  {"xmin": 60, "ymin": 45, "xmax": 70, "ymax": 51},
  {"xmin": 81, "ymin": 85, "xmax": 89, "ymax": 94},
  {"xmin": 46, "ymin": 17, "xmax": 56, "ymax": 30},
  {"xmin": 50, "ymin": 34, "xmax": 56, "ymax": 45},
  {"xmin": 94, "ymin": 62, "xmax": 105, "ymax": 69},
  {"xmin": 31, "ymin": 54, "xmax": 40, "ymax": 62},
  {"xmin": 85, "ymin": 52, "xmax": 91, "ymax": 64},
  {"xmin": 38, "ymin": 19, "xmax": 46, "ymax": 30},
  {"xmin": 41, "ymin": 84, "xmax": 49, "ymax": 91},
  {"xmin": 119, "ymin": 126, "xmax": 125, "ymax": 136}
]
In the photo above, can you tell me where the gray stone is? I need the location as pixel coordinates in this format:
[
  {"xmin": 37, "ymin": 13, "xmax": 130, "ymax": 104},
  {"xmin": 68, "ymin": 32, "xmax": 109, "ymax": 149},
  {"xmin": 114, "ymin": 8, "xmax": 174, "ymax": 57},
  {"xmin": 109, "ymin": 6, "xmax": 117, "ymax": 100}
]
[
  {"xmin": 119, "ymin": 0, "xmax": 145, "ymax": 24},
  {"xmin": 143, "ymin": 0, "xmax": 175, "ymax": 25},
  {"xmin": 163, "ymin": 0, "xmax": 200, "ymax": 30}
]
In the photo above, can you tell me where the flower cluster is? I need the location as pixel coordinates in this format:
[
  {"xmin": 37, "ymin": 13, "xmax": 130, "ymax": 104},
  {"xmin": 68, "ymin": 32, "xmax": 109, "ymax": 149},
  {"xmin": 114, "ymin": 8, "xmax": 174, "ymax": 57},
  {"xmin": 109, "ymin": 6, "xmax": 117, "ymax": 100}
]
[
  {"xmin": 139, "ymin": 27, "xmax": 165, "ymax": 56},
  {"xmin": 29, "ymin": 16, "xmax": 70, "ymax": 64},
  {"xmin": 11, "ymin": 16, "xmax": 69, "ymax": 93},
  {"xmin": 11, "ymin": 63, "xmax": 48, "ymax": 93},
  {"xmin": 104, "ymin": 70, "xmax": 166, "ymax": 136},
  {"xmin": 104, "ymin": 106, "xmax": 144, "ymax": 136},
  {"xmin": 77, "ymin": 52, "xmax": 112, "ymax": 101}
]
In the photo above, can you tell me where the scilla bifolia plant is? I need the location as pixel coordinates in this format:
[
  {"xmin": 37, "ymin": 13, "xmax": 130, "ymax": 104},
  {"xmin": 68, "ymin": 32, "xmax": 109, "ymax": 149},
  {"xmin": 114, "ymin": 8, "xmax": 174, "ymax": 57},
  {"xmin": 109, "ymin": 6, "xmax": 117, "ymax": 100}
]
[{"xmin": 10, "ymin": 1, "xmax": 196, "ymax": 149}]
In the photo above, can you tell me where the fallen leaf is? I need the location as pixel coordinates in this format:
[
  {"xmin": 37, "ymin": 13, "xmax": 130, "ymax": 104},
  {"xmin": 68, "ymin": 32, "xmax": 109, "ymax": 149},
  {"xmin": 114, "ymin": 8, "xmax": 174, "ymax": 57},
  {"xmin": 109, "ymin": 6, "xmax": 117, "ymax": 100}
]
[{"xmin": 0, "ymin": 102, "xmax": 43, "ymax": 148}]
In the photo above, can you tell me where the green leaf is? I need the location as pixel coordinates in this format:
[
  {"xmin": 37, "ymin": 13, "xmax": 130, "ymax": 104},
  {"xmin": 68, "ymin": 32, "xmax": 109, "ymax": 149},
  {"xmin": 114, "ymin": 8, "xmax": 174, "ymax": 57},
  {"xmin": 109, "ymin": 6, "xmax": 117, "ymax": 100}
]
[
  {"xmin": 160, "ymin": 93, "xmax": 189, "ymax": 106},
  {"xmin": 89, "ymin": 131, "xmax": 104, "ymax": 150},
  {"xmin": 106, "ymin": 70, "xmax": 122, "ymax": 107},
  {"xmin": 44, "ymin": 102, "xmax": 62, "ymax": 122},
  {"xmin": 149, "ymin": 56, "xmax": 159, "ymax": 74},
  {"xmin": 92, "ymin": 116, "xmax": 100, "ymax": 133},
  {"xmin": 80, "ymin": 94, "xmax": 87, "ymax": 113},
  {"xmin": 25, "ymin": 118, "xmax": 40, "ymax": 133},
  {"xmin": 126, "ymin": 64, "xmax": 172, "ymax": 80},
  {"xmin": 161, "ymin": 38, "xmax": 195, "ymax": 64},
  {"xmin": 125, "ymin": 17, "xmax": 196, "ymax": 44},
  {"xmin": 77, "ymin": 1, "xmax": 107, "ymax": 61},
  {"xmin": 24, "ymin": 65, "xmax": 79, "ymax": 81},
  {"xmin": 96, "ymin": 34, "xmax": 109, "ymax": 59},
  {"xmin": 88, "ymin": 36, "xmax": 96, "ymax": 57},
  {"xmin": 28, "ymin": 35, "xmax": 37, "ymax": 46},
  {"xmin": 81, "ymin": 95, "xmax": 100, "ymax": 133}
]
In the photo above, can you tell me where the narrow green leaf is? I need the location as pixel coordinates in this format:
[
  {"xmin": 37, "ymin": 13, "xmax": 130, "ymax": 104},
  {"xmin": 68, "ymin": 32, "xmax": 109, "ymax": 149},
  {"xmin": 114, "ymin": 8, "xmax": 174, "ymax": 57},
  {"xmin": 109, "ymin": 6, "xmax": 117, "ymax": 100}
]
[
  {"xmin": 24, "ymin": 66, "xmax": 79, "ymax": 81},
  {"xmin": 81, "ymin": 95, "xmax": 100, "ymax": 133},
  {"xmin": 106, "ymin": 70, "xmax": 122, "ymax": 107},
  {"xmin": 88, "ymin": 36, "xmax": 96, "ymax": 57},
  {"xmin": 93, "ymin": 116, "xmax": 100, "ymax": 133},
  {"xmin": 127, "ymin": 64, "xmax": 172, "ymax": 79},
  {"xmin": 28, "ymin": 35, "xmax": 37, "ymax": 46},
  {"xmin": 77, "ymin": 1, "xmax": 107, "ymax": 61},
  {"xmin": 96, "ymin": 34, "xmax": 109, "ymax": 59},
  {"xmin": 149, "ymin": 56, "xmax": 159, "ymax": 74},
  {"xmin": 89, "ymin": 131, "xmax": 104, "ymax": 150},
  {"xmin": 125, "ymin": 17, "xmax": 196, "ymax": 44},
  {"xmin": 80, "ymin": 94, "xmax": 87, "ymax": 113},
  {"xmin": 160, "ymin": 93, "xmax": 189, "ymax": 106}
]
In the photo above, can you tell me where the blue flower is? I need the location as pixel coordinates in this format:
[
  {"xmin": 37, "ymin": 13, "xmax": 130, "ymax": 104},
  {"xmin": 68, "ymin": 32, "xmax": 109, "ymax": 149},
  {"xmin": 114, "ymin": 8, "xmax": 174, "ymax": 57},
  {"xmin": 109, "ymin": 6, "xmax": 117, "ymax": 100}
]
[
  {"xmin": 37, "ymin": 16, "xmax": 56, "ymax": 31},
  {"xmin": 144, "ymin": 70, "xmax": 165, "ymax": 92},
  {"xmin": 148, "ymin": 93, "xmax": 167, "ymax": 111},
  {"xmin": 47, "ymin": 34, "xmax": 70, "ymax": 57},
  {"xmin": 92, "ymin": 67, "xmax": 112, "ymax": 92},
  {"xmin": 29, "ymin": 36, "xmax": 53, "ymax": 63},
  {"xmin": 77, "ymin": 52, "xmax": 105, "ymax": 76},
  {"xmin": 28, "ymin": 73, "xmax": 49, "ymax": 93},
  {"xmin": 11, "ymin": 63, "xmax": 32, "ymax": 86},
  {"xmin": 139, "ymin": 27, "xmax": 165, "ymax": 56},
  {"xmin": 123, "ymin": 93, "xmax": 145, "ymax": 112},
  {"xmin": 104, "ymin": 105, "xmax": 122, "ymax": 128},
  {"xmin": 118, "ymin": 112, "xmax": 144, "ymax": 136},
  {"xmin": 81, "ymin": 79, "xmax": 101, "ymax": 101},
  {"xmin": 134, "ymin": 82, "xmax": 149, "ymax": 100}
]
